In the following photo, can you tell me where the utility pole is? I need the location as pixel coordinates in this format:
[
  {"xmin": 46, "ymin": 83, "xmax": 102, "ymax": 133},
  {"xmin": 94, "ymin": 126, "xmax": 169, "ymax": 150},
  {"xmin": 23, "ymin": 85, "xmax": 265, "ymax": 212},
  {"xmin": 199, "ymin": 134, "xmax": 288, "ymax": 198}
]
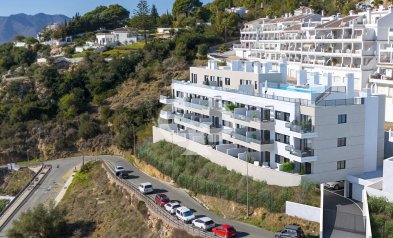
[
  {"xmin": 246, "ymin": 158, "xmax": 249, "ymax": 218},
  {"xmin": 132, "ymin": 124, "xmax": 136, "ymax": 155},
  {"xmin": 171, "ymin": 132, "xmax": 174, "ymax": 177}
]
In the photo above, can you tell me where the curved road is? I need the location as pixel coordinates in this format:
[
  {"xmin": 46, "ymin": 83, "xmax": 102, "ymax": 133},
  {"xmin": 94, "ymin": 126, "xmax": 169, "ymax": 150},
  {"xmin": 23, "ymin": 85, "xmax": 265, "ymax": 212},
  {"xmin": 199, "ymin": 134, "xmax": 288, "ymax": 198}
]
[{"xmin": 0, "ymin": 156, "xmax": 273, "ymax": 238}]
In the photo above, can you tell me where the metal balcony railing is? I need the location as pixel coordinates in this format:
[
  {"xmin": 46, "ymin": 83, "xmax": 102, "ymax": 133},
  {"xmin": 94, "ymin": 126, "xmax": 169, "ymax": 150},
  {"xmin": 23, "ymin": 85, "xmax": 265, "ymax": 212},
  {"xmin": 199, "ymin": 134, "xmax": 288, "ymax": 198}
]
[{"xmin": 285, "ymin": 145, "xmax": 315, "ymax": 157}]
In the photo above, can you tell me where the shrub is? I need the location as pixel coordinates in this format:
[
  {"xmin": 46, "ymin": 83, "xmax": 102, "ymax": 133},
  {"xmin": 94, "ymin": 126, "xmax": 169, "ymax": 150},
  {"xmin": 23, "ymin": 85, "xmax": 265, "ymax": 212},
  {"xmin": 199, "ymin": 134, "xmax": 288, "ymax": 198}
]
[
  {"xmin": 224, "ymin": 103, "xmax": 236, "ymax": 112},
  {"xmin": 282, "ymin": 162, "xmax": 295, "ymax": 172},
  {"xmin": 78, "ymin": 114, "xmax": 101, "ymax": 140}
]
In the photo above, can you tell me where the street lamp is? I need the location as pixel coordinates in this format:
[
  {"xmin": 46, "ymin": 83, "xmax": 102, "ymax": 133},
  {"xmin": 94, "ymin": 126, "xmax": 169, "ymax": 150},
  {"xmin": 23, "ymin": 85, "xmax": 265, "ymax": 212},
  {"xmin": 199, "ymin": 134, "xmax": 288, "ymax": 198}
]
[
  {"xmin": 131, "ymin": 123, "xmax": 136, "ymax": 155},
  {"xmin": 171, "ymin": 131, "xmax": 174, "ymax": 177}
]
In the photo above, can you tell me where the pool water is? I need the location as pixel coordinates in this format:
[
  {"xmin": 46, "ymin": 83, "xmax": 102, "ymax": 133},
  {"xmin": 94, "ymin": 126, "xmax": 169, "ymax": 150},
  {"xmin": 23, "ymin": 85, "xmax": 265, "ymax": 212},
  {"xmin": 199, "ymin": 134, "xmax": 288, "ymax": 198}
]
[{"xmin": 270, "ymin": 86, "xmax": 313, "ymax": 93}]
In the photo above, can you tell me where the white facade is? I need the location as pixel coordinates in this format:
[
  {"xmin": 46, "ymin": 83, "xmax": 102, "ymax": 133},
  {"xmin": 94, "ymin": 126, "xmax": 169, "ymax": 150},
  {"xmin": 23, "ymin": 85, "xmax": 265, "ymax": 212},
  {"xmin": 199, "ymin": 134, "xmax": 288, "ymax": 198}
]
[
  {"xmin": 155, "ymin": 60, "xmax": 385, "ymax": 186},
  {"xmin": 234, "ymin": 6, "xmax": 393, "ymax": 122},
  {"xmin": 96, "ymin": 33, "xmax": 116, "ymax": 46}
]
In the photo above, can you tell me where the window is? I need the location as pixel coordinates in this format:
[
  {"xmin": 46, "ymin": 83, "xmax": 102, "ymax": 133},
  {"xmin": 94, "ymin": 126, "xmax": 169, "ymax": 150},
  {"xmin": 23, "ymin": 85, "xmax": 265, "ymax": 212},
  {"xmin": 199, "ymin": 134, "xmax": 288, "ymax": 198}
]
[
  {"xmin": 337, "ymin": 137, "xmax": 347, "ymax": 147},
  {"xmin": 275, "ymin": 133, "xmax": 281, "ymax": 142},
  {"xmin": 204, "ymin": 75, "xmax": 209, "ymax": 81},
  {"xmin": 337, "ymin": 160, "xmax": 346, "ymax": 170},
  {"xmin": 338, "ymin": 114, "xmax": 347, "ymax": 124},
  {"xmin": 255, "ymin": 81, "xmax": 258, "ymax": 90},
  {"xmin": 210, "ymin": 76, "xmax": 215, "ymax": 81},
  {"xmin": 275, "ymin": 154, "xmax": 280, "ymax": 163},
  {"xmin": 275, "ymin": 111, "xmax": 282, "ymax": 120},
  {"xmin": 283, "ymin": 135, "xmax": 290, "ymax": 144},
  {"xmin": 225, "ymin": 78, "xmax": 230, "ymax": 85},
  {"xmin": 284, "ymin": 112, "xmax": 290, "ymax": 122}
]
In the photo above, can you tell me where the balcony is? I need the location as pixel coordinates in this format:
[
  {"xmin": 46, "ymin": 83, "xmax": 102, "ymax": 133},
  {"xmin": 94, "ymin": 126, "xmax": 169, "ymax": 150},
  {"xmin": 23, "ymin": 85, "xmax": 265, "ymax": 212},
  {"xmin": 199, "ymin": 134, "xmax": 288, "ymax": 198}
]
[
  {"xmin": 284, "ymin": 145, "xmax": 317, "ymax": 163},
  {"xmin": 222, "ymin": 110, "xmax": 274, "ymax": 130},
  {"xmin": 160, "ymin": 95, "xmax": 175, "ymax": 104},
  {"xmin": 285, "ymin": 122, "xmax": 318, "ymax": 139},
  {"xmin": 174, "ymin": 115, "xmax": 221, "ymax": 134},
  {"xmin": 222, "ymin": 129, "xmax": 274, "ymax": 152},
  {"xmin": 174, "ymin": 99, "xmax": 221, "ymax": 117},
  {"xmin": 159, "ymin": 110, "xmax": 174, "ymax": 120}
]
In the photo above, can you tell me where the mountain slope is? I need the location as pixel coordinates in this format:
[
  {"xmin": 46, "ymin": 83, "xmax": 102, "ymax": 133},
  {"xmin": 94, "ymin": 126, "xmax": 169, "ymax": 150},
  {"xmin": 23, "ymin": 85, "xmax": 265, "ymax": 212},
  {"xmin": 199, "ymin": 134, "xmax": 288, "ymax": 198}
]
[{"xmin": 0, "ymin": 13, "xmax": 69, "ymax": 43}]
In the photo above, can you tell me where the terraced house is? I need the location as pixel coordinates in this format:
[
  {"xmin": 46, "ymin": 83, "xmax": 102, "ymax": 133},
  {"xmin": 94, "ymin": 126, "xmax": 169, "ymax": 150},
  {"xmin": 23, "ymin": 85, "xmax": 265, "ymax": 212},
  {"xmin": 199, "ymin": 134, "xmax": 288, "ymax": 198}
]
[
  {"xmin": 154, "ymin": 59, "xmax": 385, "ymax": 187},
  {"xmin": 234, "ymin": 5, "xmax": 393, "ymax": 122}
]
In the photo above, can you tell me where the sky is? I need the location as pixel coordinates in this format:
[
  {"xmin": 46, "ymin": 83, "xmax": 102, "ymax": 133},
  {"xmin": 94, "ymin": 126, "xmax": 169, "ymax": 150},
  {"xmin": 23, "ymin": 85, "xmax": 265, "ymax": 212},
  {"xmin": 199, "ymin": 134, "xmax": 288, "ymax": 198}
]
[{"xmin": 0, "ymin": 0, "xmax": 213, "ymax": 17}]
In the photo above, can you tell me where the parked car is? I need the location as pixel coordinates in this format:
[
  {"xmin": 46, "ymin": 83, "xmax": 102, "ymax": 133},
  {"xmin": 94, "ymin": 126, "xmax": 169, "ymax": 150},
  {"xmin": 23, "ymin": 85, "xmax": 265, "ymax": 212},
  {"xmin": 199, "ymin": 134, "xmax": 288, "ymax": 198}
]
[
  {"xmin": 275, "ymin": 224, "xmax": 305, "ymax": 238},
  {"xmin": 212, "ymin": 224, "xmax": 237, "ymax": 238},
  {"xmin": 164, "ymin": 201, "xmax": 181, "ymax": 214},
  {"xmin": 324, "ymin": 180, "xmax": 344, "ymax": 190},
  {"xmin": 192, "ymin": 216, "xmax": 215, "ymax": 231},
  {"xmin": 175, "ymin": 206, "xmax": 195, "ymax": 223},
  {"xmin": 118, "ymin": 171, "xmax": 128, "ymax": 179},
  {"xmin": 155, "ymin": 194, "xmax": 170, "ymax": 206},
  {"xmin": 114, "ymin": 166, "xmax": 125, "ymax": 176},
  {"xmin": 138, "ymin": 182, "xmax": 153, "ymax": 194}
]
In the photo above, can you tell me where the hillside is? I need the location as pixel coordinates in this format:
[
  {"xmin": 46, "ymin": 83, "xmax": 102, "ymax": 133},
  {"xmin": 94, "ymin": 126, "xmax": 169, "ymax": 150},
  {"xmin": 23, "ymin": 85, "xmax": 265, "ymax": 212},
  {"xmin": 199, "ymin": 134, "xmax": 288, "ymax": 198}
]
[{"xmin": 0, "ymin": 13, "xmax": 69, "ymax": 43}]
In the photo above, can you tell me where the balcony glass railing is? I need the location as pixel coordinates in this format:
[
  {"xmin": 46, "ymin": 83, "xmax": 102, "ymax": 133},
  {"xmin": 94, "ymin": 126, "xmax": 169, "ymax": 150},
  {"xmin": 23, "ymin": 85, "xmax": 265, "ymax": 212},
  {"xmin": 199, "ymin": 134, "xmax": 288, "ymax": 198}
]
[
  {"xmin": 174, "ymin": 115, "xmax": 212, "ymax": 129},
  {"xmin": 223, "ymin": 130, "xmax": 272, "ymax": 145},
  {"xmin": 177, "ymin": 100, "xmax": 209, "ymax": 110},
  {"xmin": 173, "ymin": 80, "xmax": 364, "ymax": 107},
  {"xmin": 285, "ymin": 122, "xmax": 314, "ymax": 133},
  {"xmin": 285, "ymin": 145, "xmax": 315, "ymax": 157}
]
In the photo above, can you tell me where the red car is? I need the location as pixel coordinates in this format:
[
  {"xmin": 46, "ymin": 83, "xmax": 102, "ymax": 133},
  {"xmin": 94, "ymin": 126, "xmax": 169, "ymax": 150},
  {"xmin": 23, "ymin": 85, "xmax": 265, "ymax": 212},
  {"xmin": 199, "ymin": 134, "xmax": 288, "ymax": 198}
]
[
  {"xmin": 154, "ymin": 194, "xmax": 170, "ymax": 206},
  {"xmin": 212, "ymin": 224, "xmax": 237, "ymax": 238}
]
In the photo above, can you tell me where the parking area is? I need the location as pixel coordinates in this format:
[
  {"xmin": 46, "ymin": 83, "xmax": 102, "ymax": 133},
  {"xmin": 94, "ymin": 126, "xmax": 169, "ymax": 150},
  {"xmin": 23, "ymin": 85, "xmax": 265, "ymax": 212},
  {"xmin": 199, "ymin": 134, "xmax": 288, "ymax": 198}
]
[{"xmin": 323, "ymin": 186, "xmax": 365, "ymax": 238}]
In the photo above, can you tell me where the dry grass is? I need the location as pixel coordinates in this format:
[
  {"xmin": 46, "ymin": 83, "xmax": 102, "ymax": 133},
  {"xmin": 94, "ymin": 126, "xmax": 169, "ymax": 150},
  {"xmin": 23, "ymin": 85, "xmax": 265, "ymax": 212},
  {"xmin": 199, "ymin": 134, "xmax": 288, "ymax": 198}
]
[
  {"xmin": 59, "ymin": 161, "xmax": 173, "ymax": 237},
  {"xmin": 130, "ymin": 156, "xmax": 173, "ymax": 184},
  {"xmin": 196, "ymin": 194, "xmax": 320, "ymax": 237},
  {"xmin": 0, "ymin": 168, "xmax": 35, "ymax": 196}
]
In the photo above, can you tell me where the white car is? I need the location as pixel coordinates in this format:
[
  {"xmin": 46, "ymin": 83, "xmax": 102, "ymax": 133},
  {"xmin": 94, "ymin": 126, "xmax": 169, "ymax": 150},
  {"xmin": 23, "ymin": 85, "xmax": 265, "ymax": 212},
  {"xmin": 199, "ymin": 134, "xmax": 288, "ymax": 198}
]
[
  {"xmin": 164, "ymin": 201, "xmax": 181, "ymax": 214},
  {"xmin": 175, "ymin": 206, "xmax": 195, "ymax": 223},
  {"xmin": 114, "ymin": 165, "xmax": 125, "ymax": 176},
  {"xmin": 192, "ymin": 216, "xmax": 215, "ymax": 231},
  {"xmin": 325, "ymin": 180, "xmax": 344, "ymax": 190},
  {"xmin": 138, "ymin": 182, "xmax": 153, "ymax": 194}
]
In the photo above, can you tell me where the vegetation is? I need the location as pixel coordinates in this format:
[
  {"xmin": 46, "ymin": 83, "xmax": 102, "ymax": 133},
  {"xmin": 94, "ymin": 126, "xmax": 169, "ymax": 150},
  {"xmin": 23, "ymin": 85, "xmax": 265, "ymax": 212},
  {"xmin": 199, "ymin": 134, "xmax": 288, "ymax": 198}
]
[
  {"xmin": 282, "ymin": 162, "xmax": 296, "ymax": 172},
  {"xmin": 138, "ymin": 141, "xmax": 320, "ymax": 213},
  {"xmin": 224, "ymin": 102, "xmax": 236, "ymax": 112},
  {"xmin": 368, "ymin": 196, "xmax": 393, "ymax": 238},
  {"xmin": 7, "ymin": 203, "xmax": 67, "ymax": 238},
  {"xmin": 0, "ymin": 199, "xmax": 8, "ymax": 212},
  {"xmin": 0, "ymin": 169, "xmax": 35, "ymax": 196}
]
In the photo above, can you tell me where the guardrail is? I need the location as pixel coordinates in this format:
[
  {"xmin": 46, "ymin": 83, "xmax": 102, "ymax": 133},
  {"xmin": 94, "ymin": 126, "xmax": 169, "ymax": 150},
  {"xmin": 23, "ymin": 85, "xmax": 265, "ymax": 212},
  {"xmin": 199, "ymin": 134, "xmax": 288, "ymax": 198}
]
[
  {"xmin": 102, "ymin": 161, "xmax": 216, "ymax": 238},
  {"xmin": 0, "ymin": 164, "xmax": 51, "ymax": 232}
]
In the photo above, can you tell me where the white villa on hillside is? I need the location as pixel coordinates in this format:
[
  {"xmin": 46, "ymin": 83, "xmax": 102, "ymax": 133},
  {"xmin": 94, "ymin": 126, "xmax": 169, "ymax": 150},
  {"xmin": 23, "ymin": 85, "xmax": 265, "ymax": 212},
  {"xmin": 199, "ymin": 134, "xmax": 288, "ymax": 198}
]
[
  {"xmin": 155, "ymin": 60, "xmax": 385, "ymax": 188},
  {"xmin": 96, "ymin": 27, "xmax": 145, "ymax": 47}
]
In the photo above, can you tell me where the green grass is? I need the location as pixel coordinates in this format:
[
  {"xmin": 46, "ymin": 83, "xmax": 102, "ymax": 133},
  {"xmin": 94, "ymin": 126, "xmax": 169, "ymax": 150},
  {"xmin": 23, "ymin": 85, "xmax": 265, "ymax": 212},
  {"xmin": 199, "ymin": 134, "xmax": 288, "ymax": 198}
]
[
  {"xmin": 16, "ymin": 158, "xmax": 41, "ymax": 165},
  {"xmin": 138, "ymin": 141, "xmax": 320, "ymax": 212},
  {"xmin": 115, "ymin": 42, "xmax": 145, "ymax": 50},
  {"xmin": 0, "ymin": 199, "xmax": 9, "ymax": 211},
  {"xmin": 101, "ymin": 49, "xmax": 130, "ymax": 56},
  {"xmin": 72, "ymin": 51, "xmax": 90, "ymax": 58}
]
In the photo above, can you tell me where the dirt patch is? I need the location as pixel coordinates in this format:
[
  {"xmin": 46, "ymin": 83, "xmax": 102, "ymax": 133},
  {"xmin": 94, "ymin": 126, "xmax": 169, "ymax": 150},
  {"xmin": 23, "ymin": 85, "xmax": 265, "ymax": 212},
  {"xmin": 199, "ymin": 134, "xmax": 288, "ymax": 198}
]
[
  {"xmin": 196, "ymin": 194, "xmax": 320, "ymax": 237},
  {"xmin": 131, "ymin": 156, "xmax": 173, "ymax": 184}
]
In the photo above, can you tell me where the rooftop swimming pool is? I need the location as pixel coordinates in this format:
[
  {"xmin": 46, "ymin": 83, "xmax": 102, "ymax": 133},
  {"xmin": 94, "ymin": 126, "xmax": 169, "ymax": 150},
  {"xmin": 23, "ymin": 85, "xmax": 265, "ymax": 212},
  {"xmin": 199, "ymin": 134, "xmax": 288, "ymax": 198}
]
[{"xmin": 269, "ymin": 86, "xmax": 313, "ymax": 93}]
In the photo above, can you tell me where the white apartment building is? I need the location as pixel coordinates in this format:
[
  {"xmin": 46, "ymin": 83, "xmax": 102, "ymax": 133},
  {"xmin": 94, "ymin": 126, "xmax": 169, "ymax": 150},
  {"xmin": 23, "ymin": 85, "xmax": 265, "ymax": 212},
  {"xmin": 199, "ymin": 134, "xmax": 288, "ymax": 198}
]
[
  {"xmin": 234, "ymin": 6, "xmax": 393, "ymax": 107},
  {"xmin": 154, "ymin": 60, "xmax": 385, "ymax": 187}
]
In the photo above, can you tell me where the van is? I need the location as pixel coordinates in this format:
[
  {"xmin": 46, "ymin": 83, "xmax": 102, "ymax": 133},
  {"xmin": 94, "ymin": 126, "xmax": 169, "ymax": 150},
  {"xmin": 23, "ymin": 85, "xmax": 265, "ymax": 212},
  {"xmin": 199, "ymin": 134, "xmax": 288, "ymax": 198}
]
[
  {"xmin": 175, "ymin": 206, "xmax": 195, "ymax": 223},
  {"xmin": 138, "ymin": 182, "xmax": 153, "ymax": 194}
]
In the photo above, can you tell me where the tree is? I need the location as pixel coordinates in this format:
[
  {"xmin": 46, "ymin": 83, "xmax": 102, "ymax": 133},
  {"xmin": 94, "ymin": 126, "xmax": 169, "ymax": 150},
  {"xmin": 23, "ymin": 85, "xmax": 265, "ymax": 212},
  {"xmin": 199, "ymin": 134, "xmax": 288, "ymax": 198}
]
[
  {"xmin": 151, "ymin": 4, "xmax": 159, "ymax": 26},
  {"xmin": 59, "ymin": 88, "xmax": 86, "ymax": 117},
  {"xmin": 159, "ymin": 12, "xmax": 173, "ymax": 27},
  {"xmin": 78, "ymin": 114, "xmax": 101, "ymax": 140},
  {"xmin": 172, "ymin": 0, "xmax": 202, "ymax": 17},
  {"xmin": 130, "ymin": 0, "xmax": 153, "ymax": 44},
  {"xmin": 7, "ymin": 203, "xmax": 67, "ymax": 238}
]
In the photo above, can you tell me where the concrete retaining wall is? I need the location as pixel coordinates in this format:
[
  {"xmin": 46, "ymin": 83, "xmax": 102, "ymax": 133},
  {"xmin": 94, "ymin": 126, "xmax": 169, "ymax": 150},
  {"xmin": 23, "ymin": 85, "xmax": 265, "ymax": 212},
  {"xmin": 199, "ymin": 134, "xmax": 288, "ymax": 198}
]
[
  {"xmin": 153, "ymin": 126, "xmax": 302, "ymax": 187},
  {"xmin": 285, "ymin": 201, "xmax": 320, "ymax": 223},
  {"xmin": 363, "ymin": 190, "xmax": 372, "ymax": 238}
]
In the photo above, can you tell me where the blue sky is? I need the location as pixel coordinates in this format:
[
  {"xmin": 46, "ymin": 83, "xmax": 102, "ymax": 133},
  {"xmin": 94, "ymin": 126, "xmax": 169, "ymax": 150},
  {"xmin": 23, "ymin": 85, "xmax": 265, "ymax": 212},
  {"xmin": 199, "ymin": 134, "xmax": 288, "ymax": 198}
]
[{"xmin": 0, "ymin": 0, "xmax": 213, "ymax": 17}]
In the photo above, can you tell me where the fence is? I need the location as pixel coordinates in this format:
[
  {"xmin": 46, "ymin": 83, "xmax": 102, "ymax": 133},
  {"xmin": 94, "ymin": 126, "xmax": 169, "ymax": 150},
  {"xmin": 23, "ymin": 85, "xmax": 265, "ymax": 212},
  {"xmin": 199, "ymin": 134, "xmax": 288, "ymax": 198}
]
[
  {"xmin": 0, "ymin": 165, "xmax": 51, "ymax": 232},
  {"xmin": 102, "ymin": 162, "xmax": 216, "ymax": 238}
]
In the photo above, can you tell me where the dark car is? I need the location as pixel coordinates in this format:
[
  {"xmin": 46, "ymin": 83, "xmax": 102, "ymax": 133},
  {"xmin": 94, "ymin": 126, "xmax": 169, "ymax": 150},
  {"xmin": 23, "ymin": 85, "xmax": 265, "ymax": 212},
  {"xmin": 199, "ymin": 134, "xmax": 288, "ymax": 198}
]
[
  {"xmin": 118, "ymin": 171, "xmax": 129, "ymax": 179},
  {"xmin": 155, "ymin": 194, "xmax": 170, "ymax": 206},
  {"xmin": 275, "ymin": 224, "xmax": 305, "ymax": 238}
]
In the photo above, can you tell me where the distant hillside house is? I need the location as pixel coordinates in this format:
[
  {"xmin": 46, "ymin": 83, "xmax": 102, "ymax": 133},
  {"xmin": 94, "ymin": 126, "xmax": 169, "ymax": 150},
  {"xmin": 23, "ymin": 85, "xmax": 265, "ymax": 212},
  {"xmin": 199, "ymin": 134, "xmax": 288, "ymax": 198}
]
[
  {"xmin": 155, "ymin": 27, "xmax": 180, "ymax": 39},
  {"xmin": 225, "ymin": 7, "xmax": 248, "ymax": 17},
  {"xmin": 95, "ymin": 27, "xmax": 145, "ymax": 46},
  {"xmin": 14, "ymin": 41, "xmax": 26, "ymax": 48},
  {"xmin": 112, "ymin": 27, "xmax": 145, "ymax": 45}
]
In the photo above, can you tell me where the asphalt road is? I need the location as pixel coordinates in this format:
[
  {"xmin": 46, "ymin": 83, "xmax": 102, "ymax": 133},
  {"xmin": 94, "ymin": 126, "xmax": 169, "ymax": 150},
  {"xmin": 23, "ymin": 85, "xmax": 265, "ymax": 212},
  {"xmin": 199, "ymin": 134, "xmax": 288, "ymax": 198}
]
[
  {"xmin": 323, "ymin": 188, "xmax": 365, "ymax": 238},
  {"xmin": 0, "ymin": 156, "xmax": 274, "ymax": 238}
]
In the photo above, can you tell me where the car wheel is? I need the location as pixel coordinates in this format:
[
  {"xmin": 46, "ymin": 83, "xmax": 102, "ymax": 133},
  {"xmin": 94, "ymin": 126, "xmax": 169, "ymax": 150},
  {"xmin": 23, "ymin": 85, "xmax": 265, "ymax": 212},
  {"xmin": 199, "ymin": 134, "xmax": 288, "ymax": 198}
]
[{"xmin": 334, "ymin": 185, "xmax": 339, "ymax": 190}]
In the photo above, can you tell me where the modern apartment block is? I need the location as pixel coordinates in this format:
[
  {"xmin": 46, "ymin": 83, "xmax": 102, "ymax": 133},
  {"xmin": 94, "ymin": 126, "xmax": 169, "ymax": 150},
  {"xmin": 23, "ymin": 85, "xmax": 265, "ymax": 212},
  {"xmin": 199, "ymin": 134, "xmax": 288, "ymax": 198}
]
[
  {"xmin": 233, "ymin": 6, "xmax": 393, "ymax": 120},
  {"xmin": 154, "ymin": 60, "xmax": 385, "ymax": 187}
]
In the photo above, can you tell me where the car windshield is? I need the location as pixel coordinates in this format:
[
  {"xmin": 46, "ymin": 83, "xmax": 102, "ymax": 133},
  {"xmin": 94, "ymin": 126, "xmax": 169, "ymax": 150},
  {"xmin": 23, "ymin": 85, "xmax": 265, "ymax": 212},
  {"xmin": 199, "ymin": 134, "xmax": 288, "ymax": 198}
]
[
  {"xmin": 145, "ymin": 185, "xmax": 152, "ymax": 188},
  {"xmin": 205, "ymin": 220, "xmax": 214, "ymax": 225},
  {"xmin": 183, "ymin": 211, "xmax": 193, "ymax": 217},
  {"xmin": 228, "ymin": 227, "xmax": 235, "ymax": 232},
  {"xmin": 117, "ymin": 166, "xmax": 124, "ymax": 170},
  {"xmin": 161, "ymin": 195, "xmax": 168, "ymax": 200}
]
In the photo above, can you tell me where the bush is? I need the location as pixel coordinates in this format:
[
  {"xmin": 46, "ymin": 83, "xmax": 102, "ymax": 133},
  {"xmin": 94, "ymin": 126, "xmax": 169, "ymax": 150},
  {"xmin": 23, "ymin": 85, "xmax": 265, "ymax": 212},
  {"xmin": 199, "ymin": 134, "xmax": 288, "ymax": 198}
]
[
  {"xmin": 78, "ymin": 114, "xmax": 101, "ymax": 140},
  {"xmin": 282, "ymin": 162, "xmax": 295, "ymax": 172},
  {"xmin": 224, "ymin": 103, "xmax": 236, "ymax": 112}
]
